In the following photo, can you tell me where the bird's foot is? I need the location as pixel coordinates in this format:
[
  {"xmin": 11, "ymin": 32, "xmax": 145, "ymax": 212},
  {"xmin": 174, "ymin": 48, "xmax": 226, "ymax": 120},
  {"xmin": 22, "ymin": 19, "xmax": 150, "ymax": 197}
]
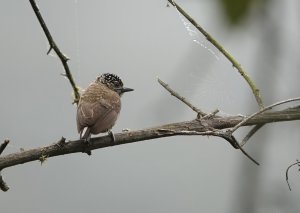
[
  {"xmin": 108, "ymin": 130, "xmax": 115, "ymax": 145},
  {"xmin": 81, "ymin": 137, "xmax": 92, "ymax": 156}
]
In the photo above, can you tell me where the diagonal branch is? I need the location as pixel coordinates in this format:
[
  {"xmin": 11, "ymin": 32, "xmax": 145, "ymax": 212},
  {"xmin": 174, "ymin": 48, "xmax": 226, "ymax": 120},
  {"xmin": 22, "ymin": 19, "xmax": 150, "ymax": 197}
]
[
  {"xmin": 29, "ymin": 0, "xmax": 80, "ymax": 104},
  {"xmin": 240, "ymin": 124, "xmax": 265, "ymax": 147},
  {"xmin": 158, "ymin": 78, "xmax": 206, "ymax": 117},
  {"xmin": 0, "ymin": 106, "xmax": 300, "ymax": 191},
  {"xmin": 167, "ymin": 0, "xmax": 264, "ymax": 109},
  {"xmin": 1, "ymin": 107, "xmax": 300, "ymax": 171}
]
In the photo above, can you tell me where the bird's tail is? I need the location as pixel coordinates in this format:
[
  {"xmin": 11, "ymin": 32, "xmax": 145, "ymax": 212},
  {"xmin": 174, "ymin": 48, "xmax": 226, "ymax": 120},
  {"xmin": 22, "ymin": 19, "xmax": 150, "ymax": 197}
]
[{"xmin": 80, "ymin": 127, "xmax": 91, "ymax": 141}]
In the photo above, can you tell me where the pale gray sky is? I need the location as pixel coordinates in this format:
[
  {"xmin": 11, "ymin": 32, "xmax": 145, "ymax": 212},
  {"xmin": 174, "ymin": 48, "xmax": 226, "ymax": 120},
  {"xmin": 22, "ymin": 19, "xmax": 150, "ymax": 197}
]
[{"xmin": 1, "ymin": 1, "xmax": 300, "ymax": 213}]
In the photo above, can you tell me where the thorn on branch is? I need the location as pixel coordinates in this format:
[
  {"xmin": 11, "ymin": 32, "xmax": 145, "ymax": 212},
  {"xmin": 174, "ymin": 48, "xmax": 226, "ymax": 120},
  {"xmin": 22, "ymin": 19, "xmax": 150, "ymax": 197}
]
[
  {"xmin": 56, "ymin": 137, "xmax": 66, "ymax": 148},
  {"xmin": 63, "ymin": 54, "xmax": 70, "ymax": 62},
  {"xmin": 47, "ymin": 46, "xmax": 53, "ymax": 55},
  {"xmin": 39, "ymin": 148, "xmax": 48, "ymax": 165},
  {"xmin": 0, "ymin": 139, "xmax": 9, "ymax": 156},
  {"xmin": 0, "ymin": 174, "xmax": 9, "ymax": 192}
]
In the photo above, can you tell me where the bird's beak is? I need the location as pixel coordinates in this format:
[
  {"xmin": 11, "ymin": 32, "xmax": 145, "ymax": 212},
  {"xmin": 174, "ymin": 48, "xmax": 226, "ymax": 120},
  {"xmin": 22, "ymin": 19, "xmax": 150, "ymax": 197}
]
[{"xmin": 121, "ymin": 87, "xmax": 134, "ymax": 93}]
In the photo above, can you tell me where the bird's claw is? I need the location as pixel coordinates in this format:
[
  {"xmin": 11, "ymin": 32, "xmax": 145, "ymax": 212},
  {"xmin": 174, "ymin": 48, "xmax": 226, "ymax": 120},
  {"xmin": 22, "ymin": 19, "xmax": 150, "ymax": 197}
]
[
  {"xmin": 81, "ymin": 138, "xmax": 92, "ymax": 156},
  {"xmin": 108, "ymin": 130, "xmax": 115, "ymax": 145}
]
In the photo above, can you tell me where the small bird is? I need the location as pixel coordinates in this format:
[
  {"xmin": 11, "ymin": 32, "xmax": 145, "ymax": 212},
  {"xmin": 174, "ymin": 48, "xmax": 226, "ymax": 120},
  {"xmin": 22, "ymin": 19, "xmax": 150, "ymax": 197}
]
[{"xmin": 76, "ymin": 73, "xmax": 133, "ymax": 142}]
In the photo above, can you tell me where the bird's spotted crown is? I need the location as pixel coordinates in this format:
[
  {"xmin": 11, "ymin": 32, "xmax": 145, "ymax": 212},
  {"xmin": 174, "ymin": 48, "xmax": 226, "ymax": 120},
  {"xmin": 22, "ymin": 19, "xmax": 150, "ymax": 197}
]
[{"xmin": 98, "ymin": 73, "xmax": 123, "ymax": 90}]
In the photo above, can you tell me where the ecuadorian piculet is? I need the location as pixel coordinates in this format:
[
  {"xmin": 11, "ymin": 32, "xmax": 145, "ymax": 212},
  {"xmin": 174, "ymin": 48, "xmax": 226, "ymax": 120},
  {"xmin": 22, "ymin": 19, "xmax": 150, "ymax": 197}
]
[{"xmin": 76, "ymin": 73, "xmax": 133, "ymax": 141}]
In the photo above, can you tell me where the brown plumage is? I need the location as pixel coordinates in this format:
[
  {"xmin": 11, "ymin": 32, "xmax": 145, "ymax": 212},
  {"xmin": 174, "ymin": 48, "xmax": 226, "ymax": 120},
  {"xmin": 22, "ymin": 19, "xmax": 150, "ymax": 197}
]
[{"xmin": 76, "ymin": 73, "xmax": 133, "ymax": 140}]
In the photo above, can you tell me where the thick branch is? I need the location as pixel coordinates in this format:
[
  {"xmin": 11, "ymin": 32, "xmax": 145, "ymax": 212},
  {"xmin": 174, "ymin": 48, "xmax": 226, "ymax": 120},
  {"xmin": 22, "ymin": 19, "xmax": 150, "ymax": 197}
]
[{"xmin": 1, "ymin": 107, "xmax": 300, "ymax": 171}]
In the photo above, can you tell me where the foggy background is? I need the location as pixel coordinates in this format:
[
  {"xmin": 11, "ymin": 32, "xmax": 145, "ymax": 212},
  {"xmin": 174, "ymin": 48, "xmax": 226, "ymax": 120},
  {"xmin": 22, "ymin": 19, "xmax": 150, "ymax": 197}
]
[{"xmin": 1, "ymin": 0, "xmax": 300, "ymax": 212}]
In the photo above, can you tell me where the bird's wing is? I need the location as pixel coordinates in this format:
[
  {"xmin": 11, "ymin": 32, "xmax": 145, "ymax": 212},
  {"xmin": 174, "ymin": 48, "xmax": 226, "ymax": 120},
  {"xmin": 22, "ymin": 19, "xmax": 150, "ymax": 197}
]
[
  {"xmin": 76, "ymin": 100, "xmax": 120, "ymax": 133},
  {"xmin": 90, "ymin": 106, "xmax": 120, "ymax": 134},
  {"xmin": 77, "ymin": 101, "xmax": 106, "ymax": 132}
]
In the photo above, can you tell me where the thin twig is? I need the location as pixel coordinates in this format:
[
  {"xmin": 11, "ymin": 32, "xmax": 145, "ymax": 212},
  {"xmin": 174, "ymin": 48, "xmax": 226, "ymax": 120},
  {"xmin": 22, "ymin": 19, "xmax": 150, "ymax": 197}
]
[
  {"xmin": 240, "ymin": 124, "xmax": 264, "ymax": 147},
  {"xmin": 212, "ymin": 130, "xmax": 259, "ymax": 165},
  {"xmin": 201, "ymin": 109, "xmax": 219, "ymax": 119},
  {"xmin": 228, "ymin": 98, "xmax": 300, "ymax": 164},
  {"xmin": 238, "ymin": 144, "xmax": 259, "ymax": 165},
  {"xmin": 158, "ymin": 78, "xmax": 206, "ymax": 117},
  {"xmin": 158, "ymin": 78, "xmax": 258, "ymax": 165},
  {"xmin": 286, "ymin": 160, "xmax": 300, "ymax": 191},
  {"xmin": 167, "ymin": 0, "xmax": 264, "ymax": 109},
  {"xmin": 0, "ymin": 139, "xmax": 9, "ymax": 156},
  {"xmin": 230, "ymin": 97, "xmax": 300, "ymax": 133},
  {"xmin": 0, "ymin": 174, "xmax": 9, "ymax": 192},
  {"xmin": 29, "ymin": 0, "xmax": 80, "ymax": 104}
]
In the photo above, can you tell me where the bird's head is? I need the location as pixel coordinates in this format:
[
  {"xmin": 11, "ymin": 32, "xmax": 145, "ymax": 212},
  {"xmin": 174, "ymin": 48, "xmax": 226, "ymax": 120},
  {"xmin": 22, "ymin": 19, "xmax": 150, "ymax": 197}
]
[{"xmin": 97, "ymin": 73, "xmax": 134, "ymax": 95}]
